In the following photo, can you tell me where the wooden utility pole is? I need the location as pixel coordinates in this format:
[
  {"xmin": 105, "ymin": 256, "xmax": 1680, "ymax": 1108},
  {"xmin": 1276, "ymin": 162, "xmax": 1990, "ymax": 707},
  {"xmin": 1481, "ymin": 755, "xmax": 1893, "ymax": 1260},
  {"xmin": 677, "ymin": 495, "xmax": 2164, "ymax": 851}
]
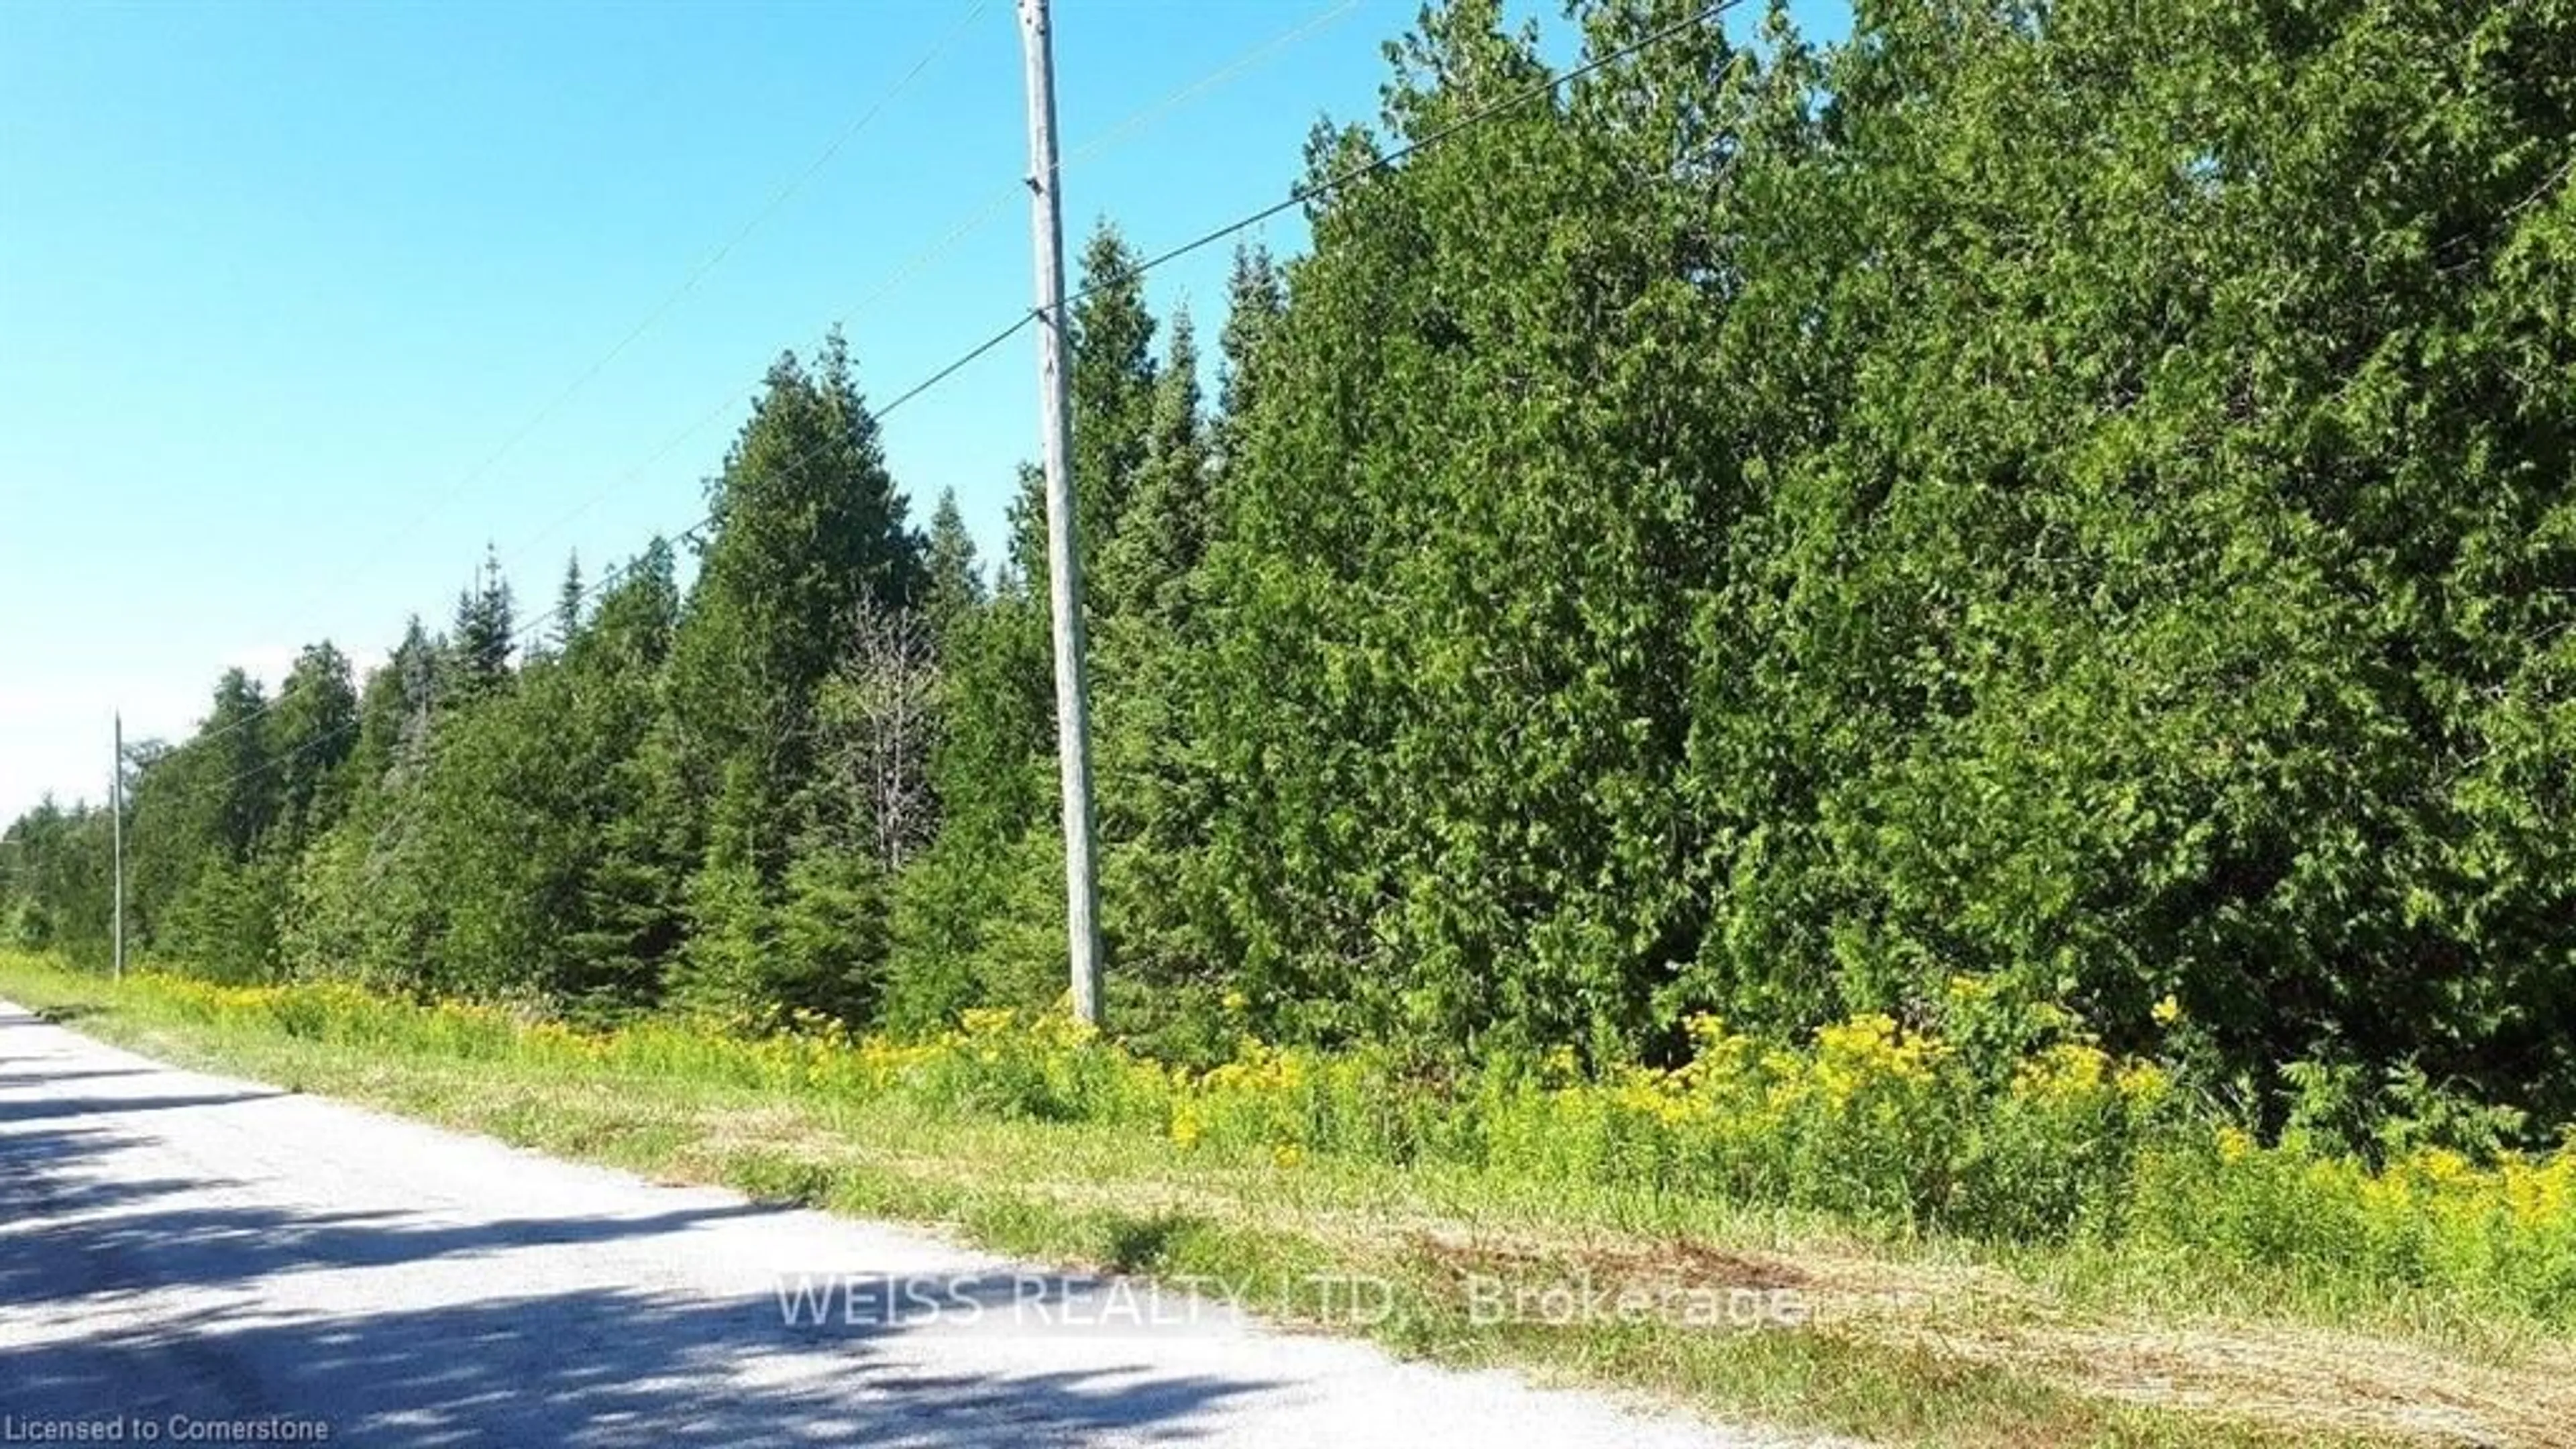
[
  {"xmin": 1017, "ymin": 0, "xmax": 1104, "ymax": 1025},
  {"xmin": 111, "ymin": 711, "xmax": 125, "ymax": 980}
]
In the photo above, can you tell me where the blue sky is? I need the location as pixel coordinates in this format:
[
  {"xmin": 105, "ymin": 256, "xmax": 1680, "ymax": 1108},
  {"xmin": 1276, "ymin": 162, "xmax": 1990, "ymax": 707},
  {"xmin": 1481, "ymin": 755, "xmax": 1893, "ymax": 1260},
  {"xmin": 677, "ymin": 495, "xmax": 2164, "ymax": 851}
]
[{"xmin": 0, "ymin": 0, "xmax": 1842, "ymax": 822}]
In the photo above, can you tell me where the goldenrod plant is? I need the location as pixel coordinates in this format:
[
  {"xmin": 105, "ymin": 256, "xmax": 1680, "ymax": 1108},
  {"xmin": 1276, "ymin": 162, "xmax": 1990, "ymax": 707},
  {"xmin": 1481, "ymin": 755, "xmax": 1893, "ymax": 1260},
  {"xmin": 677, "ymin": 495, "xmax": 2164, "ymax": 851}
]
[{"xmin": 73, "ymin": 958, "xmax": 2573, "ymax": 1330}]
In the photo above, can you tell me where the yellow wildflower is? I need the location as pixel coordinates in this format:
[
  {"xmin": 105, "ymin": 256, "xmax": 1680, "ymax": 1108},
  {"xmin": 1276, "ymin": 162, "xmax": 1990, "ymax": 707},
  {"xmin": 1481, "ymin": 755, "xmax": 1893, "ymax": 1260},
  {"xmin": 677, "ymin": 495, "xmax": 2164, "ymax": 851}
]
[
  {"xmin": 2014, "ymin": 1041, "xmax": 2110, "ymax": 1101},
  {"xmin": 2114, "ymin": 1061, "xmax": 2170, "ymax": 1104},
  {"xmin": 1540, "ymin": 1044, "xmax": 1580, "ymax": 1083},
  {"xmin": 1684, "ymin": 1012, "xmax": 1731, "ymax": 1049}
]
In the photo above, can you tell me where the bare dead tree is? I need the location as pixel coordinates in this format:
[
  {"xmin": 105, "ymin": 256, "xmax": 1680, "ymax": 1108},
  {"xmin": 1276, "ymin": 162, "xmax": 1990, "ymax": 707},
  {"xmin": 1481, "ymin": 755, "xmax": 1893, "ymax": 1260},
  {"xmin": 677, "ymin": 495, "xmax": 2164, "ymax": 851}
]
[{"xmin": 816, "ymin": 598, "xmax": 941, "ymax": 872}]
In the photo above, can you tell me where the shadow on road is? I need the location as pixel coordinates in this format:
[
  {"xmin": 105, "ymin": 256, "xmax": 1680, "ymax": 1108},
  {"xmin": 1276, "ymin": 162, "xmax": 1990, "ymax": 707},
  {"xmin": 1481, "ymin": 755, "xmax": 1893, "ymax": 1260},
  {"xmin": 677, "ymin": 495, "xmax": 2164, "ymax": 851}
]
[
  {"xmin": 0, "ymin": 1042, "xmax": 1280, "ymax": 1446},
  {"xmin": 5, "ymin": 1196, "xmax": 788, "ymax": 1299},
  {"xmin": 2, "ymin": 1282, "xmax": 1269, "ymax": 1446},
  {"xmin": 0, "ymin": 1091, "xmax": 281, "ymax": 1125}
]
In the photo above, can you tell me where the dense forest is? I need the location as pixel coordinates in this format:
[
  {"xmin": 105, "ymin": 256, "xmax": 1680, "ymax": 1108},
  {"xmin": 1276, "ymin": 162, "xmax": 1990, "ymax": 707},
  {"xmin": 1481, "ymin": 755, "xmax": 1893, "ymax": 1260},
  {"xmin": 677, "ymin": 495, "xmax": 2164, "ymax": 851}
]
[{"xmin": 8, "ymin": 0, "xmax": 2573, "ymax": 1140}]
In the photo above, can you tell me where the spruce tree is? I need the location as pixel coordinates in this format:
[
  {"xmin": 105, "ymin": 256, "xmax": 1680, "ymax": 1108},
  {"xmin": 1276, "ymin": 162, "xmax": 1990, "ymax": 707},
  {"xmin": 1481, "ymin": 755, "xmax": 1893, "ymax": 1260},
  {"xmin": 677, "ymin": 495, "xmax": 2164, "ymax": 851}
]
[
  {"xmin": 449, "ymin": 547, "xmax": 517, "ymax": 700},
  {"xmin": 1067, "ymin": 221, "xmax": 1159, "ymax": 591},
  {"xmin": 921, "ymin": 489, "xmax": 985, "ymax": 647},
  {"xmin": 667, "ymin": 329, "xmax": 923, "ymax": 1016},
  {"xmin": 554, "ymin": 553, "xmax": 586, "ymax": 653}
]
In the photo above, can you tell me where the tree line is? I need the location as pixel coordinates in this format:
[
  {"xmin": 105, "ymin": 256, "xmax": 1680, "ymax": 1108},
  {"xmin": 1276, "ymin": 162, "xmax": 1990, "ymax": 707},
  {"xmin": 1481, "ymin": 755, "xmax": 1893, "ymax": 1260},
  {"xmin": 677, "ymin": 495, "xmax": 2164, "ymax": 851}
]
[{"xmin": 7, "ymin": 0, "xmax": 2573, "ymax": 1136}]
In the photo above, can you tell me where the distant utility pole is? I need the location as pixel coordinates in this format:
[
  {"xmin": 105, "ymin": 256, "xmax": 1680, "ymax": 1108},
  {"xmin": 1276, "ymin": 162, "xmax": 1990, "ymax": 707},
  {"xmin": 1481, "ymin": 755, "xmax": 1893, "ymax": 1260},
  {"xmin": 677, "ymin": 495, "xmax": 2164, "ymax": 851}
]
[
  {"xmin": 1017, "ymin": 0, "xmax": 1104, "ymax": 1026},
  {"xmin": 111, "ymin": 711, "xmax": 125, "ymax": 980}
]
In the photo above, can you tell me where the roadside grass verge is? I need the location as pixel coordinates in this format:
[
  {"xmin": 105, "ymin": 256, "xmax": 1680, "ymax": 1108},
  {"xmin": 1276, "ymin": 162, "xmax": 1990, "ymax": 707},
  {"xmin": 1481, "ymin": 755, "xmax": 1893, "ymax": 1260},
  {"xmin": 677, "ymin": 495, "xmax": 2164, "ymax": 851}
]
[{"xmin": 3, "ymin": 953, "xmax": 2568, "ymax": 1449}]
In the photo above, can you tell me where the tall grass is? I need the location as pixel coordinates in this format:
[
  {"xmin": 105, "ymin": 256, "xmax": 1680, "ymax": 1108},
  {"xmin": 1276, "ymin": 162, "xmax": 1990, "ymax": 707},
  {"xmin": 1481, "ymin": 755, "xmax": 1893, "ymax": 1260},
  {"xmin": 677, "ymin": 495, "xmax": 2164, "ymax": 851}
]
[{"xmin": 79, "ymin": 962, "xmax": 2572, "ymax": 1331}]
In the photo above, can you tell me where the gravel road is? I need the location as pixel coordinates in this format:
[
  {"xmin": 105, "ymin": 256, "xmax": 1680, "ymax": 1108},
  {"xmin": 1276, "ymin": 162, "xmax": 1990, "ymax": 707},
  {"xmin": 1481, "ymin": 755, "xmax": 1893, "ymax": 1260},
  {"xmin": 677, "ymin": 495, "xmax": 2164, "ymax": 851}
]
[{"xmin": 0, "ymin": 1000, "xmax": 1794, "ymax": 1447}]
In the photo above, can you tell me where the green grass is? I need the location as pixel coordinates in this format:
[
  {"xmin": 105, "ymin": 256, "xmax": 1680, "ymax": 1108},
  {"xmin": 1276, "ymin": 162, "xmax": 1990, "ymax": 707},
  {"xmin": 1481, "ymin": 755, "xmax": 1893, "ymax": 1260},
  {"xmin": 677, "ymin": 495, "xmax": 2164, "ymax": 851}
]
[{"xmin": 7, "ymin": 953, "xmax": 2564, "ymax": 1449}]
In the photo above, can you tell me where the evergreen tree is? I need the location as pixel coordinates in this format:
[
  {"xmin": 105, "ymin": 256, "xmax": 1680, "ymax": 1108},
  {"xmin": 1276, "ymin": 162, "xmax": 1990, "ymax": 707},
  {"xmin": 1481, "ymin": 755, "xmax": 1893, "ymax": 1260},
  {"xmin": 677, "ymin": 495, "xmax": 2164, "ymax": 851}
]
[
  {"xmin": 555, "ymin": 553, "xmax": 586, "ymax": 652},
  {"xmin": 1090, "ymin": 305, "xmax": 1224, "ymax": 1016},
  {"xmin": 269, "ymin": 641, "xmax": 359, "ymax": 849},
  {"xmin": 1213, "ymin": 241, "xmax": 1283, "ymax": 481},
  {"xmin": 585, "ymin": 540, "xmax": 680, "ymax": 669},
  {"xmin": 281, "ymin": 616, "xmax": 445, "ymax": 990},
  {"xmin": 1, "ymin": 797, "xmax": 113, "ymax": 964},
  {"xmin": 557, "ymin": 540, "xmax": 692, "ymax": 1011},
  {"xmin": 920, "ymin": 489, "xmax": 985, "ymax": 647},
  {"xmin": 671, "ymin": 330, "xmax": 921, "ymax": 818},
  {"xmin": 129, "ymin": 668, "xmax": 286, "ymax": 973},
  {"xmin": 1095, "ymin": 307, "xmax": 1210, "ymax": 626},
  {"xmin": 13, "ymin": 0, "xmax": 2574, "ymax": 1138},
  {"xmin": 341, "ymin": 616, "xmax": 438, "ymax": 810},
  {"xmin": 1014, "ymin": 223, "xmax": 1161, "ymax": 600},
  {"xmin": 449, "ymin": 548, "xmax": 517, "ymax": 700},
  {"xmin": 667, "ymin": 329, "xmax": 923, "ymax": 1016},
  {"xmin": 1069, "ymin": 221, "xmax": 1160, "ymax": 568}
]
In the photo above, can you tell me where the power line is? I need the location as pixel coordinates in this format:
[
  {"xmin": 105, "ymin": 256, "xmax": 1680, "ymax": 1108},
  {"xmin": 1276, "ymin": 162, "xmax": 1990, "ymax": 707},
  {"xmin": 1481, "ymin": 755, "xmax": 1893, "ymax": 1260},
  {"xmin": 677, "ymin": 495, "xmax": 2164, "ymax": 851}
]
[
  {"xmin": 490, "ymin": 0, "xmax": 1375, "ymax": 582},
  {"xmin": 502, "ymin": 0, "xmax": 1736, "ymax": 638},
  {"xmin": 182, "ymin": 0, "xmax": 1746, "ymax": 804},
  {"xmin": 501, "ymin": 301, "xmax": 1030, "ymax": 651},
  {"xmin": 1101, "ymin": 0, "xmax": 1748, "ymax": 303},
  {"xmin": 259, "ymin": 0, "xmax": 996, "ymax": 645},
  {"xmin": 176, "ymin": 3, "xmax": 998, "ymax": 761},
  {"xmin": 486, "ymin": 388, "xmax": 744, "ymax": 583},
  {"xmin": 835, "ymin": 0, "xmax": 1371, "ymax": 329},
  {"xmin": 180, "ymin": 0, "xmax": 1372, "ymax": 763}
]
